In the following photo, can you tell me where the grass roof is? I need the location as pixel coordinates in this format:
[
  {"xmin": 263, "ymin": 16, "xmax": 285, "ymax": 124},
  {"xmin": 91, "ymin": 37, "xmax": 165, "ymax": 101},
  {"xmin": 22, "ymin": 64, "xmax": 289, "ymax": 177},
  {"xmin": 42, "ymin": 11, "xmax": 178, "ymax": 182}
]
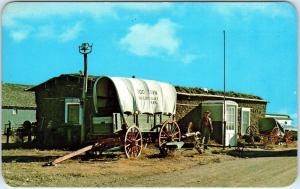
[
  {"xmin": 175, "ymin": 86, "xmax": 263, "ymax": 100},
  {"xmin": 2, "ymin": 83, "xmax": 36, "ymax": 108}
]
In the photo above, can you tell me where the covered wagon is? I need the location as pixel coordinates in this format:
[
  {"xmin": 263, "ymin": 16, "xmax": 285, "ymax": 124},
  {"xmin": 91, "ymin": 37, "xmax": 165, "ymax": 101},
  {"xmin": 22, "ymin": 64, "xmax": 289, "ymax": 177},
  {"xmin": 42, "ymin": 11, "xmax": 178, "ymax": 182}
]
[
  {"xmin": 90, "ymin": 76, "xmax": 182, "ymax": 156},
  {"xmin": 50, "ymin": 76, "xmax": 182, "ymax": 164}
]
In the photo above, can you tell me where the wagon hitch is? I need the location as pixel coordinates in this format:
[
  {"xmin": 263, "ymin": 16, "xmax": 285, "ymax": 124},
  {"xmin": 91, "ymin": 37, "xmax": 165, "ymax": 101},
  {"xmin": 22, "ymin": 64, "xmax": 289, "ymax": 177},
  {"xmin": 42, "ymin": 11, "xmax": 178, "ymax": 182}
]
[
  {"xmin": 43, "ymin": 144, "xmax": 95, "ymax": 166},
  {"xmin": 43, "ymin": 137, "xmax": 124, "ymax": 166}
]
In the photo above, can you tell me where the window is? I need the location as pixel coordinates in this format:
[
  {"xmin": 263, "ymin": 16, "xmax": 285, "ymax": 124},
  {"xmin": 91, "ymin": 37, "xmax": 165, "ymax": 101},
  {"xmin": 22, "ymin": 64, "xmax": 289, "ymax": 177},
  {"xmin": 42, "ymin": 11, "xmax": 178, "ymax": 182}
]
[
  {"xmin": 241, "ymin": 108, "xmax": 251, "ymax": 135},
  {"xmin": 226, "ymin": 105, "xmax": 236, "ymax": 130},
  {"xmin": 12, "ymin": 108, "xmax": 18, "ymax": 115},
  {"xmin": 65, "ymin": 98, "xmax": 82, "ymax": 124},
  {"xmin": 67, "ymin": 104, "xmax": 80, "ymax": 124}
]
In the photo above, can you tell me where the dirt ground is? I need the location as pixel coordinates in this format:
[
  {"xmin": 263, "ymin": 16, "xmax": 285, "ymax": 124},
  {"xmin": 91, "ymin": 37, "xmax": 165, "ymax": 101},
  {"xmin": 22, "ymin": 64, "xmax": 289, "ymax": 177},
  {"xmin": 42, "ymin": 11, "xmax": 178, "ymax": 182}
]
[{"xmin": 1, "ymin": 144, "xmax": 298, "ymax": 187}]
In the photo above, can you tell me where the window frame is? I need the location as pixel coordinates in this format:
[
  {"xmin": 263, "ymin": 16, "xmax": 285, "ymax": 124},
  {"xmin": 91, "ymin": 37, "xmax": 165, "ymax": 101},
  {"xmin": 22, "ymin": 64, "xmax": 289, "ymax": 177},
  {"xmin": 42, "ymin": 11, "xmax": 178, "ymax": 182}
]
[{"xmin": 64, "ymin": 98, "xmax": 82, "ymax": 124}]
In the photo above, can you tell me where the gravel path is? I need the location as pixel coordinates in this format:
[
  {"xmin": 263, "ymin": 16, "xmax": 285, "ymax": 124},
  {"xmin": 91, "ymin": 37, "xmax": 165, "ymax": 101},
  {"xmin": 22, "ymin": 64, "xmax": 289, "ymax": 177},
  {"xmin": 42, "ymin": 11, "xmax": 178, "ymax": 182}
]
[{"xmin": 121, "ymin": 156, "xmax": 297, "ymax": 187}]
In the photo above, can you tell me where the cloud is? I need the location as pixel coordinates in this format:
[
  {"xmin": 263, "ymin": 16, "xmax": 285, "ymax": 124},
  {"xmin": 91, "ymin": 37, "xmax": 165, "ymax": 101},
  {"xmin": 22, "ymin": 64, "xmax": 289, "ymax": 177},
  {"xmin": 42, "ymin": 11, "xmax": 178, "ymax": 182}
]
[
  {"xmin": 58, "ymin": 22, "xmax": 83, "ymax": 42},
  {"xmin": 211, "ymin": 3, "xmax": 293, "ymax": 18},
  {"xmin": 2, "ymin": 2, "xmax": 172, "ymax": 28},
  {"xmin": 36, "ymin": 25, "xmax": 55, "ymax": 39},
  {"xmin": 182, "ymin": 53, "xmax": 198, "ymax": 64},
  {"xmin": 120, "ymin": 19, "xmax": 179, "ymax": 56},
  {"xmin": 10, "ymin": 30, "xmax": 29, "ymax": 42},
  {"xmin": 2, "ymin": 2, "xmax": 172, "ymax": 43}
]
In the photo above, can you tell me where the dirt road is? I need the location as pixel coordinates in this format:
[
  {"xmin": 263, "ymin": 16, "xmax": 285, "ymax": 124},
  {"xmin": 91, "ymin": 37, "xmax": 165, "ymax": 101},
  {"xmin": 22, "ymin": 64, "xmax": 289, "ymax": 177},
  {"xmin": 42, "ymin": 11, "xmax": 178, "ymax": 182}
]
[
  {"xmin": 123, "ymin": 156, "xmax": 297, "ymax": 187},
  {"xmin": 2, "ymin": 147, "xmax": 297, "ymax": 187}
]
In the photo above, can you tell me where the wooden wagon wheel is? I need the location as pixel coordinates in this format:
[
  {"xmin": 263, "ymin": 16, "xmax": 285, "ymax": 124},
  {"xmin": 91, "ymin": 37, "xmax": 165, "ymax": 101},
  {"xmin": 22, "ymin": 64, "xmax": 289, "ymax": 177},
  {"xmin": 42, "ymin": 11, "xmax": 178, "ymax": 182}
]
[
  {"xmin": 285, "ymin": 131, "xmax": 293, "ymax": 145},
  {"xmin": 124, "ymin": 125, "xmax": 143, "ymax": 159},
  {"xmin": 270, "ymin": 127, "xmax": 280, "ymax": 145},
  {"xmin": 158, "ymin": 120, "xmax": 181, "ymax": 147},
  {"xmin": 259, "ymin": 134, "xmax": 268, "ymax": 146},
  {"xmin": 246, "ymin": 125, "xmax": 258, "ymax": 136}
]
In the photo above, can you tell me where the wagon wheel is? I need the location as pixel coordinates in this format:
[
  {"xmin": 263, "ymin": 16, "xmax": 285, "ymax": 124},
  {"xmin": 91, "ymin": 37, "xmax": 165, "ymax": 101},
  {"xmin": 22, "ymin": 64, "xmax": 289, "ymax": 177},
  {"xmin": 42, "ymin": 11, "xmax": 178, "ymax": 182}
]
[
  {"xmin": 124, "ymin": 125, "xmax": 143, "ymax": 159},
  {"xmin": 246, "ymin": 125, "xmax": 258, "ymax": 136},
  {"xmin": 270, "ymin": 127, "xmax": 280, "ymax": 145},
  {"xmin": 261, "ymin": 134, "xmax": 269, "ymax": 147},
  {"xmin": 285, "ymin": 131, "xmax": 293, "ymax": 145},
  {"xmin": 158, "ymin": 120, "xmax": 181, "ymax": 147}
]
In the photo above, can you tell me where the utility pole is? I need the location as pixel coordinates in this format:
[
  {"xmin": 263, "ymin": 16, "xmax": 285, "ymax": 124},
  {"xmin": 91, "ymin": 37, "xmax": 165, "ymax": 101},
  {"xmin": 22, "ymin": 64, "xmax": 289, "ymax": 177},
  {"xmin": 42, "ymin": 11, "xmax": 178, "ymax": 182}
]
[
  {"xmin": 79, "ymin": 43, "xmax": 93, "ymax": 144},
  {"xmin": 223, "ymin": 30, "xmax": 226, "ymax": 149}
]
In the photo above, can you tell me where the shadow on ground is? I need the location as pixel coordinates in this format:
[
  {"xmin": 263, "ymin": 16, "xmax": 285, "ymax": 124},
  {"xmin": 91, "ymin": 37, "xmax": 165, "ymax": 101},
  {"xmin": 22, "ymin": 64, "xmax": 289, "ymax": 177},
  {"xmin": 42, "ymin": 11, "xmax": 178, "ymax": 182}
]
[
  {"xmin": 227, "ymin": 149, "xmax": 297, "ymax": 158},
  {"xmin": 1, "ymin": 155, "xmax": 61, "ymax": 163}
]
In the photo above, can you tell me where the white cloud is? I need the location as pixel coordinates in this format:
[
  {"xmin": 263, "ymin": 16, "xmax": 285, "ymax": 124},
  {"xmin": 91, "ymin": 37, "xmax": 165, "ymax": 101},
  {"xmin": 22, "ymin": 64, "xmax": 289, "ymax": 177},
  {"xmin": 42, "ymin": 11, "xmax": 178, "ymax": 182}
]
[
  {"xmin": 182, "ymin": 53, "xmax": 198, "ymax": 64},
  {"xmin": 2, "ymin": 2, "xmax": 172, "ymax": 43},
  {"xmin": 58, "ymin": 22, "xmax": 83, "ymax": 42},
  {"xmin": 211, "ymin": 3, "xmax": 292, "ymax": 18},
  {"xmin": 120, "ymin": 19, "xmax": 179, "ymax": 56},
  {"xmin": 10, "ymin": 30, "xmax": 29, "ymax": 42},
  {"xmin": 2, "ymin": 2, "xmax": 171, "ymax": 28},
  {"xmin": 36, "ymin": 25, "xmax": 55, "ymax": 39}
]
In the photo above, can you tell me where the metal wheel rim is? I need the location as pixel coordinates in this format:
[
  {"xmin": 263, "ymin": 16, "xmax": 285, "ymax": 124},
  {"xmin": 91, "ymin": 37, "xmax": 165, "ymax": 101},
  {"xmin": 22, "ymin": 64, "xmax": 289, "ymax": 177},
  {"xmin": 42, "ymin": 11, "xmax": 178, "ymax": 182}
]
[{"xmin": 124, "ymin": 125, "xmax": 143, "ymax": 159}]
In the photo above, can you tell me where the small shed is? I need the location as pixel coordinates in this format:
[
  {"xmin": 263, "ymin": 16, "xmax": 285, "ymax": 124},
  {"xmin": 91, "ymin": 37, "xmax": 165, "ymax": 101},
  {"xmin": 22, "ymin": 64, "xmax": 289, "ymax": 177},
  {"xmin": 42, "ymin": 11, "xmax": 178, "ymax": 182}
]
[
  {"xmin": 27, "ymin": 74, "xmax": 96, "ymax": 148},
  {"xmin": 2, "ymin": 83, "xmax": 36, "ymax": 133},
  {"xmin": 201, "ymin": 100, "xmax": 238, "ymax": 146},
  {"xmin": 175, "ymin": 88, "xmax": 267, "ymax": 142}
]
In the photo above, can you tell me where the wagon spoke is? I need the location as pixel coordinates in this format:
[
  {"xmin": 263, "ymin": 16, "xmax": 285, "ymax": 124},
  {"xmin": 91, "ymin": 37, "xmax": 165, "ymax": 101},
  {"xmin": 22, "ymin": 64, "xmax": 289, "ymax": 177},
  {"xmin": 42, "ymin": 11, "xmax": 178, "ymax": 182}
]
[
  {"xmin": 136, "ymin": 138, "xmax": 141, "ymax": 142},
  {"xmin": 171, "ymin": 131, "xmax": 179, "ymax": 137},
  {"xmin": 160, "ymin": 136, "xmax": 168, "ymax": 139},
  {"xmin": 162, "ymin": 130, "xmax": 169, "ymax": 137},
  {"xmin": 135, "ymin": 131, "xmax": 141, "ymax": 139},
  {"xmin": 171, "ymin": 123, "xmax": 175, "ymax": 132}
]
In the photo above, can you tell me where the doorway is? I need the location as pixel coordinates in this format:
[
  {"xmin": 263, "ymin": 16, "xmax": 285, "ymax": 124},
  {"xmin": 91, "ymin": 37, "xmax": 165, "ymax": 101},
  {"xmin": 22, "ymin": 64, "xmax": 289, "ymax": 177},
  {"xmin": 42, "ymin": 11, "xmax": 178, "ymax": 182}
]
[
  {"xmin": 241, "ymin": 108, "xmax": 251, "ymax": 136},
  {"xmin": 225, "ymin": 105, "xmax": 237, "ymax": 146}
]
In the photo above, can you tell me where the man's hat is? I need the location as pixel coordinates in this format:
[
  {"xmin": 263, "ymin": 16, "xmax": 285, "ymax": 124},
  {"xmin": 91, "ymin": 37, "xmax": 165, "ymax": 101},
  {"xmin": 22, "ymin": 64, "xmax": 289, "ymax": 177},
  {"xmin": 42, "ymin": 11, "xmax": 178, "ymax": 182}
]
[{"xmin": 204, "ymin": 110, "xmax": 210, "ymax": 114}]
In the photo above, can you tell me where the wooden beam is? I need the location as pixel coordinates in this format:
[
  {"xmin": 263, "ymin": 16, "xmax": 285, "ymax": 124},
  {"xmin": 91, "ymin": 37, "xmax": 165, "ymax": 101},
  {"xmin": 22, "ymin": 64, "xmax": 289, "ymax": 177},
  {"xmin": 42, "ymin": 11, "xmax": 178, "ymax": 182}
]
[{"xmin": 52, "ymin": 144, "xmax": 94, "ymax": 165}]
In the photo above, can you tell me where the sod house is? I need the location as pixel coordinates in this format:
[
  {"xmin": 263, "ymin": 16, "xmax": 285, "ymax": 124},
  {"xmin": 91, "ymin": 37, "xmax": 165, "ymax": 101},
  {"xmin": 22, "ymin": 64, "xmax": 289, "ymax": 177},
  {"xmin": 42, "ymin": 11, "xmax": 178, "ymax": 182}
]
[{"xmin": 28, "ymin": 74, "xmax": 267, "ymax": 148}]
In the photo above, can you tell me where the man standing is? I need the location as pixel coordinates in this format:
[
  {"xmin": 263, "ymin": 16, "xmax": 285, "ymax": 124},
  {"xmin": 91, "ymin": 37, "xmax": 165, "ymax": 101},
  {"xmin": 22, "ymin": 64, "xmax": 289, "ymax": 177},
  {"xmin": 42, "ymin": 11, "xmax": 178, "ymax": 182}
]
[{"xmin": 201, "ymin": 110, "xmax": 213, "ymax": 150}]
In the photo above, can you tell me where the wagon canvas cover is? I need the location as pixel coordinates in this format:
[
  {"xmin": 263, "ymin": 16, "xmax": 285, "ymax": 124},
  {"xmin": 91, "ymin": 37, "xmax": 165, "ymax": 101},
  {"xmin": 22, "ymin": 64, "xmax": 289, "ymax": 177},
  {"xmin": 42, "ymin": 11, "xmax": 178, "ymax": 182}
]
[{"xmin": 93, "ymin": 76, "xmax": 177, "ymax": 115}]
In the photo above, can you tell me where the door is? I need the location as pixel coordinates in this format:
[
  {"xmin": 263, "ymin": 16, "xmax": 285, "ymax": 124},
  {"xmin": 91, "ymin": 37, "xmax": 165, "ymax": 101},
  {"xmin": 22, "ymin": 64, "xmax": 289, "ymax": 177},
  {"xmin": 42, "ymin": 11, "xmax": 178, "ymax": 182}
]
[
  {"xmin": 241, "ymin": 108, "xmax": 251, "ymax": 136},
  {"xmin": 225, "ymin": 105, "xmax": 237, "ymax": 146}
]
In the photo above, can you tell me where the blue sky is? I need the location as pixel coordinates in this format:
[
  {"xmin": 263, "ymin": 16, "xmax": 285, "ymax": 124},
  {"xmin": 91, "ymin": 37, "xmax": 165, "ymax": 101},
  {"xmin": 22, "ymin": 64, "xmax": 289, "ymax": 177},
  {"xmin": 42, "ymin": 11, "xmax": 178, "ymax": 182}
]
[{"xmin": 1, "ymin": 2, "xmax": 298, "ymax": 125}]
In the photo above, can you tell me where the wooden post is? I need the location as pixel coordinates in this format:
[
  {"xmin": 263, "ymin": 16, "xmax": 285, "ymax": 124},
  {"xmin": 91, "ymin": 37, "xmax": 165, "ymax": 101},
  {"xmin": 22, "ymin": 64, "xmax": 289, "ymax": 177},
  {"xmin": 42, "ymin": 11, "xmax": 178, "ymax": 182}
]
[
  {"xmin": 6, "ymin": 122, "xmax": 11, "ymax": 144},
  {"xmin": 81, "ymin": 53, "xmax": 88, "ymax": 144},
  {"xmin": 223, "ymin": 30, "xmax": 226, "ymax": 149},
  {"xmin": 79, "ymin": 43, "xmax": 92, "ymax": 144}
]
